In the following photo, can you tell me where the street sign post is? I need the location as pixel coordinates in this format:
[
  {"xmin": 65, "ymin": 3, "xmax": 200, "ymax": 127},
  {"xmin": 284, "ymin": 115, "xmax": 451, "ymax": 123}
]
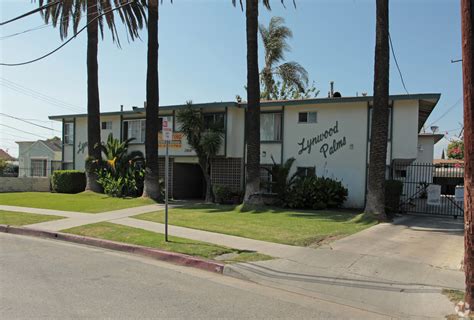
[{"xmin": 162, "ymin": 117, "xmax": 172, "ymax": 242}]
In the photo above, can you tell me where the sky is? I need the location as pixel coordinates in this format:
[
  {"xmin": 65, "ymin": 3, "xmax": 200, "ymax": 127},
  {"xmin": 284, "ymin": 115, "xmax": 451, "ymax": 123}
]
[{"xmin": 0, "ymin": 0, "xmax": 464, "ymax": 158}]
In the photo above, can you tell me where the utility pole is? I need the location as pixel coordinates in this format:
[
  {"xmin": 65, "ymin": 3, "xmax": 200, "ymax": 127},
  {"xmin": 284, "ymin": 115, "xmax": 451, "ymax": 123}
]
[{"xmin": 462, "ymin": 0, "xmax": 474, "ymax": 307}]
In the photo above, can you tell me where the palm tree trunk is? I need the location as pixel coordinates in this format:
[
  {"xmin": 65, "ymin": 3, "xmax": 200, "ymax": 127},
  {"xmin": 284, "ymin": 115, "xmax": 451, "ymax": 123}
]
[
  {"xmin": 462, "ymin": 0, "xmax": 474, "ymax": 307},
  {"xmin": 85, "ymin": 0, "xmax": 102, "ymax": 193},
  {"xmin": 142, "ymin": 0, "xmax": 160, "ymax": 200},
  {"xmin": 198, "ymin": 157, "xmax": 213, "ymax": 203},
  {"xmin": 365, "ymin": 0, "xmax": 389, "ymax": 221},
  {"xmin": 243, "ymin": 0, "xmax": 263, "ymax": 205}
]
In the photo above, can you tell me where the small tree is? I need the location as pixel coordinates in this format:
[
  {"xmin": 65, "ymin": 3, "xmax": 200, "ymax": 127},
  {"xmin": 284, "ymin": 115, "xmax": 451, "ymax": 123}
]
[
  {"xmin": 447, "ymin": 140, "xmax": 464, "ymax": 159},
  {"xmin": 176, "ymin": 103, "xmax": 223, "ymax": 202}
]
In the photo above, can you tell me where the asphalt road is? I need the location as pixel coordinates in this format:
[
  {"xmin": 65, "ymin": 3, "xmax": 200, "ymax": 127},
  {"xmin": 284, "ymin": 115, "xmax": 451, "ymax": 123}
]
[{"xmin": 0, "ymin": 233, "xmax": 380, "ymax": 319}]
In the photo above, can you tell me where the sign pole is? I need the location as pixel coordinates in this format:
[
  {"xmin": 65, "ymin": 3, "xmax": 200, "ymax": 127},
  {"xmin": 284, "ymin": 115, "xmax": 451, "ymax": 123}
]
[{"xmin": 165, "ymin": 139, "xmax": 169, "ymax": 242}]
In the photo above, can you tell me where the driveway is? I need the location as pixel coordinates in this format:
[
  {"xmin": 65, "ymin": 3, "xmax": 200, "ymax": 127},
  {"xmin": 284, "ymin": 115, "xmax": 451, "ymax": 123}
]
[{"xmin": 226, "ymin": 215, "xmax": 465, "ymax": 319}]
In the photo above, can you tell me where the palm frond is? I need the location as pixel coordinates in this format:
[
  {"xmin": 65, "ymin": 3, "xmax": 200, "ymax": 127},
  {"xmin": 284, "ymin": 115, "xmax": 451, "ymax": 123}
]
[
  {"xmin": 201, "ymin": 131, "xmax": 223, "ymax": 157},
  {"xmin": 275, "ymin": 61, "xmax": 309, "ymax": 92}
]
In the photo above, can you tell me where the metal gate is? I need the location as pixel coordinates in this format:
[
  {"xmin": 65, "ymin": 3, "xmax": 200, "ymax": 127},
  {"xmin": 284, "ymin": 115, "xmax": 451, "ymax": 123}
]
[{"xmin": 391, "ymin": 162, "xmax": 464, "ymax": 217}]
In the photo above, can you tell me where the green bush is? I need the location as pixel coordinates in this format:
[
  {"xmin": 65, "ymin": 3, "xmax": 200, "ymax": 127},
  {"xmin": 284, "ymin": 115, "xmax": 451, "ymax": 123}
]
[
  {"xmin": 213, "ymin": 185, "xmax": 241, "ymax": 204},
  {"xmin": 52, "ymin": 170, "xmax": 86, "ymax": 194},
  {"xmin": 284, "ymin": 176, "xmax": 348, "ymax": 210},
  {"xmin": 385, "ymin": 179, "xmax": 403, "ymax": 215}
]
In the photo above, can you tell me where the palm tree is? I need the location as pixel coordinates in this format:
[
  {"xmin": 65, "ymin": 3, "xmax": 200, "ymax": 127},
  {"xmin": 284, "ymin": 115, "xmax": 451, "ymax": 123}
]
[
  {"xmin": 141, "ymin": 0, "xmax": 160, "ymax": 200},
  {"xmin": 259, "ymin": 16, "xmax": 308, "ymax": 100},
  {"xmin": 232, "ymin": 0, "xmax": 290, "ymax": 205},
  {"xmin": 365, "ymin": 0, "xmax": 390, "ymax": 221},
  {"xmin": 176, "ymin": 104, "xmax": 223, "ymax": 202},
  {"xmin": 39, "ymin": 0, "xmax": 145, "ymax": 192}
]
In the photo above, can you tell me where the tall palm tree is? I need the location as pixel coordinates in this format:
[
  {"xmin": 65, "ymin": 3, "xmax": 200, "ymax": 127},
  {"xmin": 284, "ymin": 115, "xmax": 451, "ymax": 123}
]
[
  {"xmin": 259, "ymin": 16, "xmax": 308, "ymax": 100},
  {"xmin": 39, "ymin": 0, "xmax": 145, "ymax": 192},
  {"xmin": 232, "ymin": 0, "xmax": 289, "ymax": 205},
  {"xmin": 141, "ymin": 0, "xmax": 160, "ymax": 200},
  {"xmin": 365, "ymin": 0, "xmax": 390, "ymax": 221}
]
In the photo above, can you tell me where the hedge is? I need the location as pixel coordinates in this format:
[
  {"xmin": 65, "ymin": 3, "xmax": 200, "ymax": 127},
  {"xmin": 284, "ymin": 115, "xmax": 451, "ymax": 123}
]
[{"xmin": 52, "ymin": 170, "xmax": 86, "ymax": 194}]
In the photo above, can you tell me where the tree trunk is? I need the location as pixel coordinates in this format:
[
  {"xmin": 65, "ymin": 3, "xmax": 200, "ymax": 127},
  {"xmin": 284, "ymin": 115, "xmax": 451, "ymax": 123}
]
[
  {"xmin": 364, "ymin": 0, "xmax": 390, "ymax": 221},
  {"xmin": 243, "ymin": 0, "xmax": 263, "ymax": 205},
  {"xmin": 462, "ymin": 0, "xmax": 474, "ymax": 307},
  {"xmin": 199, "ymin": 157, "xmax": 213, "ymax": 203},
  {"xmin": 142, "ymin": 0, "xmax": 160, "ymax": 200},
  {"xmin": 85, "ymin": 0, "xmax": 102, "ymax": 193}
]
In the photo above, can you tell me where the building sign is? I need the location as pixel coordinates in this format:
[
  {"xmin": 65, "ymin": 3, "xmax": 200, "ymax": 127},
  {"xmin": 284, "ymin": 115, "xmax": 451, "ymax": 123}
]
[
  {"xmin": 427, "ymin": 185, "xmax": 441, "ymax": 206},
  {"xmin": 297, "ymin": 121, "xmax": 347, "ymax": 158},
  {"xmin": 158, "ymin": 132, "xmax": 184, "ymax": 149}
]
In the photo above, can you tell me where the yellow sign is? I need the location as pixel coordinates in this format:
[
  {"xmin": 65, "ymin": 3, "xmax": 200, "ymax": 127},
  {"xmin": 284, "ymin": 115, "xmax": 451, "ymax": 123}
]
[{"xmin": 158, "ymin": 132, "xmax": 183, "ymax": 149}]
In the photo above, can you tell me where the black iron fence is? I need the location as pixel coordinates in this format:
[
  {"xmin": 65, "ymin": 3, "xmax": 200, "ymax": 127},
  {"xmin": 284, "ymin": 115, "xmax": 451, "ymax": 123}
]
[{"xmin": 390, "ymin": 162, "xmax": 464, "ymax": 217}]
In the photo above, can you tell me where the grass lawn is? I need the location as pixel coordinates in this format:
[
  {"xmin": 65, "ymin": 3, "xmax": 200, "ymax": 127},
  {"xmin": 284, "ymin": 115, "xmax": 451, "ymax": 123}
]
[
  {"xmin": 62, "ymin": 222, "xmax": 272, "ymax": 263},
  {"xmin": 0, "ymin": 192, "xmax": 156, "ymax": 213},
  {"xmin": 0, "ymin": 210, "xmax": 65, "ymax": 226},
  {"xmin": 134, "ymin": 204, "xmax": 377, "ymax": 246}
]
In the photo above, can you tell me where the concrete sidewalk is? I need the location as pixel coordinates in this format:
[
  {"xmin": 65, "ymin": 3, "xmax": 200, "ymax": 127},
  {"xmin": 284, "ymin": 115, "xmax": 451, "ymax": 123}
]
[
  {"xmin": 4, "ymin": 204, "xmax": 165, "ymax": 231},
  {"xmin": 112, "ymin": 217, "xmax": 309, "ymax": 258}
]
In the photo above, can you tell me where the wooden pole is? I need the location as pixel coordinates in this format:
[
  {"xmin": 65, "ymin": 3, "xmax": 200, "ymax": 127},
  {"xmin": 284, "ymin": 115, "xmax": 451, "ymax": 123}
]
[{"xmin": 462, "ymin": 0, "xmax": 474, "ymax": 306}]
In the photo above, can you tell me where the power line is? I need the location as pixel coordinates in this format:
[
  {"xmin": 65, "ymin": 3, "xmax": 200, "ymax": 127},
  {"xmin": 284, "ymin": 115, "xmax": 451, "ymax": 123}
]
[
  {"xmin": 0, "ymin": 124, "xmax": 50, "ymax": 140},
  {"xmin": 0, "ymin": 77, "xmax": 84, "ymax": 112},
  {"xmin": 428, "ymin": 97, "xmax": 463, "ymax": 126},
  {"xmin": 389, "ymin": 33, "xmax": 409, "ymax": 95},
  {"xmin": 0, "ymin": 1, "xmax": 134, "ymax": 67},
  {"xmin": 0, "ymin": 2, "xmax": 103, "ymax": 40},
  {"xmin": 1, "ymin": 131, "xmax": 38, "ymax": 141},
  {"xmin": 0, "ymin": 113, "xmax": 61, "ymax": 133},
  {"xmin": 0, "ymin": 1, "xmax": 60, "ymax": 26}
]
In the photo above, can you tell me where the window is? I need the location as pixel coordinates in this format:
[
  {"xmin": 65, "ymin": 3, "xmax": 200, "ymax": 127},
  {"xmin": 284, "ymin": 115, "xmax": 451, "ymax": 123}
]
[
  {"xmin": 31, "ymin": 159, "xmax": 47, "ymax": 177},
  {"xmin": 296, "ymin": 166, "xmax": 316, "ymax": 177},
  {"xmin": 203, "ymin": 113, "xmax": 225, "ymax": 131},
  {"xmin": 298, "ymin": 112, "xmax": 317, "ymax": 124},
  {"xmin": 101, "ymin": 121, "xmax": 112, "ymax": 130},
  {"xmin": 123, "ymin": 119, "xmax": 145, "ymax": 143},
  {"xmin": 64, "ymin": 122, "xmax": 74, "ymax": 144},
  {"xmin": 260, "ymin": 113, "xmax": 282, "ymax": 141}
]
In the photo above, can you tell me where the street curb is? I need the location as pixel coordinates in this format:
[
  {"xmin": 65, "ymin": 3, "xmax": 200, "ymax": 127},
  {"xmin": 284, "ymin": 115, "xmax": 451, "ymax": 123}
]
[{"xmin": 0, "ymin": 224, "xmax": 224, "ymax": 274}]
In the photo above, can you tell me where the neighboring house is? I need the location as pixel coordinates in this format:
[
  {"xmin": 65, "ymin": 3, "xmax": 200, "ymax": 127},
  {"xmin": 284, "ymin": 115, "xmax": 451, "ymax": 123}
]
[
  {"xmin": 49, "ymin": 93, "xmax": 440, "ymax": 208},
  {"xmin": 17, "ymin": 138, "xmax": 62, "ymax": 177},
  {"xmin": 0, "ymin": 149, "xmax": 17, "ymax": 164}
]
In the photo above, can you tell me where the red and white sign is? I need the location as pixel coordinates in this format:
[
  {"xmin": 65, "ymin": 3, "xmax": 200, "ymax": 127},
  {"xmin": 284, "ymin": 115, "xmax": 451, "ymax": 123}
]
[{"xmin": 162, "ymin": 117, "xmax": 172, "ymax": 141}]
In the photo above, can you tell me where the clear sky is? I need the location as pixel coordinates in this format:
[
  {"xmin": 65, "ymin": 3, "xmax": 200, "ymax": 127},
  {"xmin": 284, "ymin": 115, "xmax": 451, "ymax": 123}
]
[{"xmin": 0, "ymin": 0, "xmax": 463, "ymax": 158}]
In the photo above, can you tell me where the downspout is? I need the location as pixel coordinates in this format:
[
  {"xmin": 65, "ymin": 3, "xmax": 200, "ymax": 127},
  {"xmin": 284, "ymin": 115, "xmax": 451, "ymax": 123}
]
[
  {"xmin": 224, "ymin": 107, "xmax": 228, "ymax": 158},
  {"xmin": 364, "ymin": 102, "xmax": 371, "ymax": 208},
  {"xmin": 61, "ymin": 118, "xmax": 65, "ymax": 169},
  {"xmin": 73, "ymin": 118, "xmax": 76, "ymax": 170},
  {"xmin": 119, "ymin": 105, "xmax": 123, "ymax": 142},
  {"xmin": 242, "ymin": 106, "xmax": 247, "ymax": 191},
  {"xmin": 280, "ymin": 105, "xmax": 285, "ymax": 165}
]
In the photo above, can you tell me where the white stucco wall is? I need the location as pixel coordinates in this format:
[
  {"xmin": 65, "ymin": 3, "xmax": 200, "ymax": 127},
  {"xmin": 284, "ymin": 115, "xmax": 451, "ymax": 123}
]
[
  {"xmin": 391, "ymin": 100, "xmax": 419, "ymax": 160},
  {"xmin": 282, "ymin": 102, "xmax": 369, "ymax": 208},
  {"xmin": 415, "ymin": 136, "xmax": 435, "ymax": 164}
]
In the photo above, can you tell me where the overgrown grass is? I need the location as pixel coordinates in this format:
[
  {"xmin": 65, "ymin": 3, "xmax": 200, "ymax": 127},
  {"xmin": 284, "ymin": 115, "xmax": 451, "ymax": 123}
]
[
  {"xmin": 0, "ymin": 192, "xmax": 156, "ymax": 213},
  {"xmin": 0, "ymin": 210, "xmax": 64, "ymax": 226},
  {"xmin": 134, "ymin": 204, "xmax": 377, "ymax": 246},
  {"xmin": 62, "ymin": 222, "xmax": 271, "ymax": 262}
]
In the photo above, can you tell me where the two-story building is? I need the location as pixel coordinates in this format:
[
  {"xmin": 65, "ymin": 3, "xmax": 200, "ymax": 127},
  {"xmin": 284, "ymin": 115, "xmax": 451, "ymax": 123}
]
[{"xmin": 49, "ymin": 93, "xmax": 441, "ymax": 208}]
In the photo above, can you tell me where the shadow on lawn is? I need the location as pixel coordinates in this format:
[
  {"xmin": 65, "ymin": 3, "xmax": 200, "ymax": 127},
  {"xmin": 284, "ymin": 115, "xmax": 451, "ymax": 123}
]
[{"xmin": 178, "ymin": 203, "xmax": 375, "ymax": 225}]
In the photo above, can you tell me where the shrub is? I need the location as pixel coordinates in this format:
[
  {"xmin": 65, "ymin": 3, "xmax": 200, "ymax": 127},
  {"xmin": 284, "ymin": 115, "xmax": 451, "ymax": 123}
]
[
  {"xmin": 52, "ymin": 170, "xmax": 86, "ymax": 194},
  {"xmin": 96, "ymin": 134, "xmax": 144, "ymax": 198},
  {"xmin": 213, "ymin": 185, "xmax": 241, "ymax": 204},
  {"xmin": 385, "ymin": 179, "xmax": 403, "ymax": 215},
  {"xmin": 284, "ymin": 176, "xmax": 348, "ymax": 210}
]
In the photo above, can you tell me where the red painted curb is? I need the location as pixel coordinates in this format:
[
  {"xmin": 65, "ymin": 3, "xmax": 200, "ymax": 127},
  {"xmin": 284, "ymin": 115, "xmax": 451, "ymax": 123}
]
[{"xmin": 0, "ymin": 224, "xmax": 224, "ymax": 274}]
